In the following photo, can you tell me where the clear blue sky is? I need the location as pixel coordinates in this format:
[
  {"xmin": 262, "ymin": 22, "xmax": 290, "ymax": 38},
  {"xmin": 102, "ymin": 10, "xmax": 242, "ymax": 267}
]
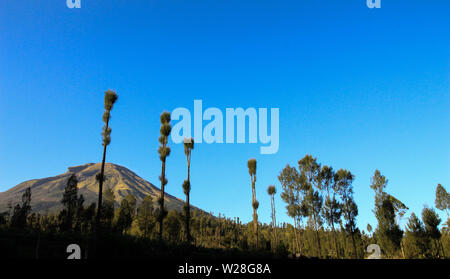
[{"xmin": 0, "ymin": 0, "xmax": 449, "ymax": 230}]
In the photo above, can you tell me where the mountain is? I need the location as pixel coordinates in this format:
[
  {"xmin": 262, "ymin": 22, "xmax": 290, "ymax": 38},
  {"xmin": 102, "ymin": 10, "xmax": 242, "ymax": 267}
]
[{"xmin": 0, "ymin": 163, "xmax": 190, "ymax": 214}]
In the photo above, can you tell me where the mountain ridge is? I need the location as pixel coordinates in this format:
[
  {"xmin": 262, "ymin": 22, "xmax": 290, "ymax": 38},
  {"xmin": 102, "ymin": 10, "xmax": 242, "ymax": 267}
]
[{"xmin": 0, "ymin": 163, "xmax": 191, "ymax": 214}]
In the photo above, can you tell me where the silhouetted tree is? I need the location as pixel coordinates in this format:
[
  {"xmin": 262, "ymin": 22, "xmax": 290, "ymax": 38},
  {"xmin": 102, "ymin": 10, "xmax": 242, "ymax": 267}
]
[
  {"xmin": 11, "ymin": 187, "xmax": 32, "ymax": 229},
  {"xmin": 335, "ymin": 169, "xmax": 358, "ymax": 258},
  {"xmin": 267, "ymin": 185, "xmax": 278, "ymax": 252},
  {"xmin": 248, "ymin": 158, "xmax": 259, "ymax": 248},
  {"xmin": 298, "ymin": 155, "xmax": 322, "ymax": 258},
  {"xmin": 116, "ymin": 194, "xmax": 136, "ymax": 234},
  {"xmin": 138, "ymin": 195, "xmax": 155, "ymax": 238},
  {"xmin": 96, "ymin": 89, "xmax": 118, "ymax": 226},
  {"xmin": 158, "ymin": 111, "xmax": 171, "ymax": 241},
  {"xmin": 59, "ymin": 174, "xmax": 84, "ymax": 231},
  {"xmin": 278, "ymin": 164, "xmax": 309, "ymax": 255},
  {"xmin": 319, "ymin": 165, "xmax": 341, "ymax": 258},
  {"xmin": 82, "ymin": 202, "xmax": 97, "ymax": 233},
  {"xmin": 376, "ymin": 200, "xmax": 403, "ymax": 258},
  {"xmin": 165, "ymin": 210, "xmax": 181, "ymax": 243},
  {"xmin": 370, "ymin": 170, "xmax": 405, "ymax": 258},
  {"xmin": 183, "ymin": 137, "xmax": 194, "ymax": 243},
  {"xmin": 101, "ymin": 188, "xmax": 115, "ymax": 228}
]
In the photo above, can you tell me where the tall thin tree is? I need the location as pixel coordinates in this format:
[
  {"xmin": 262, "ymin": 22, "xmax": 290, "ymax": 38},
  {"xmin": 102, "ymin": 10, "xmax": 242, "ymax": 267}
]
[
  {"xmin": 278, "ymin": 164, "xmax": 309, "ymax": 255},
  {"xmin": 319, "ymin": 165, "xmax": 341, "ymax": 258},
  {"xmin": 298, "ymin": 155, "xmax": 322, "ymax": 258},
  {"xmin": 183, "ymin": 137, "xmax": 194, "ymax": 243},
  {"xmin": 158, "ymin": 111, "xmax": 171, "ymax": 241},
  {"xmin": 370, "ymin": 169, "xmax": 407, "ymax": 258},
  {"xmin": 267, "ymin": 185, "xmax": 278, "ymax": 252},
  {"xmin": 335, "ymin": 169, "xmax": 358, "ymax": 258},
  {"xmin": 248, "ymin": 159, "xmax": 259, "ymax": 249},
  {"xmin": 96, "ymin": 90, "xmax": 118, "ymax": 226}
]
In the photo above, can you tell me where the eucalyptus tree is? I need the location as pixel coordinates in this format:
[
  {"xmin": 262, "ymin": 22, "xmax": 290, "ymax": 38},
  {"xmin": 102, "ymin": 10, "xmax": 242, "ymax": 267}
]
[
  {"xmin": 183, "ymin": 137, "xmax": 194, "ymax": 243},
  {"xmin": 305, "ymin": 188, "xmax": 323, "ymax": 257},
  {"xmin": 248, "ymin": 158, "xmax": 259, "ymax": 248},
  {"xmin": 158, "ymin": 111, "xmax": 171, "ymax": 241},
  {"xmin": 96, "ymin": 90, "xmax": 118, "ymax": 226},
  {"xmin": 335, "ymin": 169, "xmax": 359, "ymax": 258},
  {"xmin": 404, "ymin": 213, "xmax": 429, "ymax": 258},
  {"xmin": 435, "ymin": 184, "xmax": 449, "ymax": 219},
  {"xmin": 319, "ymin": 165, "xmax": 341, "ymax": 258},
  {"xmin": 267, "ymin": 185, "xmax": 278, "ymax": 251},
  {"xmin": 422, "ymin": 207, "xmax": 444, "ymax": 258},
  {"xmin": 370, "ymin": 170, "xmax": 404, "ymax": 258},
  {"xmin": 278, "ymin": 164, "xmax": 309, "ymax": 255},
  {"xmin": 298, "ymin": 155, "xmax": 323, "ymax": 258}
]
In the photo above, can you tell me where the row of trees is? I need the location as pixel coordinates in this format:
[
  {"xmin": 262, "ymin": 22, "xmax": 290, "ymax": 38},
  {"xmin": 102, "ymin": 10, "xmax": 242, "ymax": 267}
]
[
  {"xmin": 277, "ymin": 155, "xmax": 359, "ymax": 258},
  {"xmin": 88, "ymin": 90, "xmax": 450, "ymax": 258},
  {"xmin": 1, "ymin": 171, "xmax": 447, "ymax": 259},
  {"xmin": 1, "ymin": 90, "xmax": 449, "ymax": 259}
]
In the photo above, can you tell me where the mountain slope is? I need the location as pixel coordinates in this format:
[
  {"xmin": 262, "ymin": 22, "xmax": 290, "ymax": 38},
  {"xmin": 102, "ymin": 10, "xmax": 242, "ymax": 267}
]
[{"xmin": 0, "ymin": 163, "xmax": 189, "ymax": 213}]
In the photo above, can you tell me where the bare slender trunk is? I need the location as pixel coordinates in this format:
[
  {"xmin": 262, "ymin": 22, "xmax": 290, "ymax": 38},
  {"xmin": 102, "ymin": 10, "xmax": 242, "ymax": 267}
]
[
  {"xmin": 439, "ymin": 239, "xmax": 446, "ymax": 258},
  {"xmin": 185, "ymin": 160, "xmax": 191, "ymax": 243},
  {"xmin": 327, "ymin": 191, "xmax": 339, "ymax": 258},
  {"xmin": 400, "ymin": 239, "xmax": 406, "ymax": 259},
  {"xmin": 271, "ymin": 195, "xmax": 278, "ymax": 253},
  {"xmin": 159, "ymin": 159, "xmax": 166, "ymax": 241},
  {"xmin": 313, "ymin": 214, "xmax": 322, "ymax": 258},
  {"xmin": 96, "ymin": 116, "xmax": 110, "ymax": 227},
  {"xmin": 251, "ymin": 178, "xmax": 258, "ymax": 249},
  {"xmin": 339, "ymin": 222, "xmax": 346, "ymax": 257},
  {"xmin": 350, "ymin": 231, "xmax": 357, "ymax": 259},
  {"xmin": 293, "ymin": 218, "xmax": 301, "ymax": 255},
  {"xmin": 331, "ymin": 223, "xmax": 339, "ymax": 258}
]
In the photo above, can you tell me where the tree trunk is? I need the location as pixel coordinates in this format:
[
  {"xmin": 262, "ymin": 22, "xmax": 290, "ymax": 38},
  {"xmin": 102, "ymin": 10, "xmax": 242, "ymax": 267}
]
[
  {"xmin": 293, "ymin": 218, "xmax": 301, "ymax": 255},
  {"xmin": 339, "ymin": 222, "xmax": 346, "ymax": 257},
  {"xmin": 328, "ymin": 191, "xmax": 339, "ymax": 258},
  {"xmin": 313, "ymin": 215, "xmax": 322, "ymax": 258},
  {"xmin": 186, "ymin": 160, "xmax": 191, "ymax": 243},
  {"xmin": 350, "ymin": 231, "xmax": 357, "ymax": 259},
  {"xmin": 400, "ymin": 239, "xmax": 406, "ymax": 259},
  {"xmin": 331, "ymin": 223, "xmax": 339, "ymax": 258},
  {"xmin": 96, "ymin": 116, "xmax": 110, "ymax": 227},
  {"xmin": 159, "ymin": 159, "xmax": 166, "ymax": 241},
  {"xmin": 439, "ymin": 239, "xmax": 446, "ymax": 258},
  {"xmin": 251, "ymin": 178, "xmax": 258, "ymax": 249},
  {"xmin": 271, "ymin": 195, "xmax": 278, "ymax": 253}
]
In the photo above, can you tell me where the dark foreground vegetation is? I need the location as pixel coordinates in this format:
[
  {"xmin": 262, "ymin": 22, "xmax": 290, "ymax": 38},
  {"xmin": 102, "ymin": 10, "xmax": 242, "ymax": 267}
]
[{"xmin": 0, "ymin": 166, "xmax": 448, "ymax": 259}]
